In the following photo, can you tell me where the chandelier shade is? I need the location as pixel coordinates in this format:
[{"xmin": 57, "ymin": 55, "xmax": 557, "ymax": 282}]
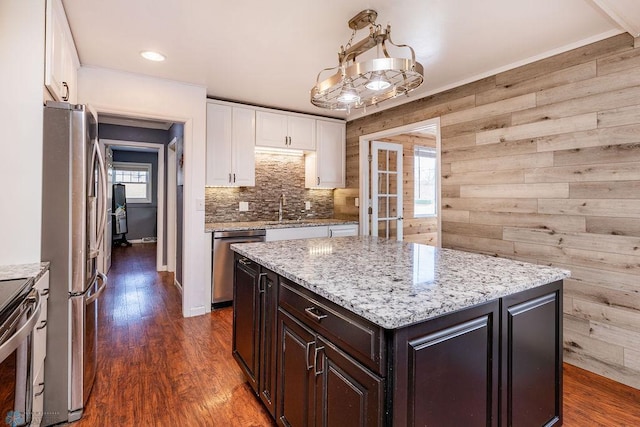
[{"xmin": 310, "ymin": 10, "xmax": 424, "ymax": 112}]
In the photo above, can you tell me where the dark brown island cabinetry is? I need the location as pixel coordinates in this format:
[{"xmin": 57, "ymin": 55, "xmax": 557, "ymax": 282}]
[
  {"xmin": 392, "ymin": 299, "xmax": 500, "ymax": 426},
  {"xmin": 277, "ymin": 279, "xmax": 385, "ymax": 427},
  {"xmin": 233, "ymin": 253, "xmax": 563, "ymax": 426},
  {"xmin": 501, "ymin": 285, "xmax": 563, "ymax": 427},
  {"xmin": 232, "ymin": 256, "xmax": 278, "ymax": 417}
]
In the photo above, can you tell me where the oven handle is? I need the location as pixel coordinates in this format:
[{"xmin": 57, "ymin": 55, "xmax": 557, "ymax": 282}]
[
  {"xmin": 86, "ymin": 272, "xmax": 107, "ymax": 305},
  {"xmin": 0, "ymin": 290, "xmax": 41, "ymax": 362}
]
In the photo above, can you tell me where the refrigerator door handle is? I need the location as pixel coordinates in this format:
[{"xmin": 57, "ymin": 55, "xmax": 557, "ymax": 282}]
[
  {"xmin": 85, "ymin": 272, "xmax": 107, "ymax": 305},
  {"xmin": 89, "ymin": 138, "xmax": 108, "ymax": 254}
]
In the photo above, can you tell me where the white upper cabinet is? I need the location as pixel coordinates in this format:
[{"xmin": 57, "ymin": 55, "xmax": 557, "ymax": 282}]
[
  {"xmin": 305, "ymin": 120, "xmax": 346, "ymax": 188},
  {"xmin": 45, "ymin": 0, "xmax": 79, "ymax": 103},
  {"xmin": 231, "ymin": 107, "xmax": 256, "ymax": 186},
  {"xmin": 206, "ymin": 101, "xmax": 256, "ymax": 186},
  {"xmin": 256, "ymin": 111, "xmax": 316, "ymax": 150},
  {"xmin": 286, "ymin": 116, "xmax": 316, "ymax": 150}
]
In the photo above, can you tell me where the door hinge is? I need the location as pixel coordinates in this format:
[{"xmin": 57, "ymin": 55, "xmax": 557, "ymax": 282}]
[
  {"xmin": 368, "ymin": 206, "xmax": 373, "ymax": 215},
  {"xmin": 368, "ymin": 154, "xmax": 372, "ymax": 162}
]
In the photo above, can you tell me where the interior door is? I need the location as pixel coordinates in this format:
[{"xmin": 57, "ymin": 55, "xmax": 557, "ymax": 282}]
[{"xmin": 371, "ymin": 141, "xmax": 403, "ymax": 240}]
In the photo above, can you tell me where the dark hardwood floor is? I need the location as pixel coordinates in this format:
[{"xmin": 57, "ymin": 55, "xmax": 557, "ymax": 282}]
[
  {"xmin": 75, "ymin": 243, "xmax": 273, "ymax": 426},
  {"xmin": 74, "ymin": 243, "xmax": 640, "ymax": 426}
]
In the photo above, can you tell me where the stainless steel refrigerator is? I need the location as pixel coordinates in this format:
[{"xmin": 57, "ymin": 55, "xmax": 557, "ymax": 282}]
[{"xmin": 41, "ymin": 101, "xmax": 108, "ymax": 425}]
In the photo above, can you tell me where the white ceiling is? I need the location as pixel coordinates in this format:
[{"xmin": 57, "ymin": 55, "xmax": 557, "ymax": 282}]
[{"xmin": 62, "ymin": 0, "xmax": 636, "ymax": 121}]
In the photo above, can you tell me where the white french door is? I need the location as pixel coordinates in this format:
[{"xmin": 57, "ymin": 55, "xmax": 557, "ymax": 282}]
[{"xmin": 371, "ymin": 141, "xmax": 403, "ymax": 241}]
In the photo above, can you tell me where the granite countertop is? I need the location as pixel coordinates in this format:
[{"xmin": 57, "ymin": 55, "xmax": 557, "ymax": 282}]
[
  {"xmin": 231, "ymin": 236, "xmax": 570, "ymax": 329},
  {"xmin": 0, "ymin": 262, "xmax": 50, "ymax": 282},
  {"xmin": 205, "ymin": 218, "xmax": 358, "ymax": 233}
]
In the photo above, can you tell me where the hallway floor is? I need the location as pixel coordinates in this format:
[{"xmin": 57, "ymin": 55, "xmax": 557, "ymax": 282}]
[
  {"xmin": 72, "ymin": 243, "xmax": 640, "ymax": 426},
  {"xmin": 74, "ymin": 243, "xmax": 273, "ymax": 426}
]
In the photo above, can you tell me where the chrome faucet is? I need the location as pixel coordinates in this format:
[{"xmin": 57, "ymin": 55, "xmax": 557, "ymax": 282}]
[{"xmin": 278, "ymin": 193, "xmax": 286, "ymax": 222}]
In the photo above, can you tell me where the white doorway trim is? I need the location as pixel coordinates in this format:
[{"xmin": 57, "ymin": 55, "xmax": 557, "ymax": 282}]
[
  {"xmin": 358, "ymin": 117, "xmax": 442, "ymax": 246},
  {"xmin": 102, "ymin": 138, "xmax": 166, "ymax": 271},
  {"xmin": 167, "ymin": 137, "xmax": 177, "ymax": 273}
]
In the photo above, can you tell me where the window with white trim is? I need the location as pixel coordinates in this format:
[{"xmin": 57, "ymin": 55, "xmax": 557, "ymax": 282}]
[
  {"xmin": 113, "ymin": 162, "xmax": 152, "ymax": 204},
  {"xmin": 414, "ymin": 146, "xmax": 437, "ymax": 217}
]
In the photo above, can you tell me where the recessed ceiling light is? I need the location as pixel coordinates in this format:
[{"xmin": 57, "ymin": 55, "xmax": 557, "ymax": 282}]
[{"xmin": 140, "ymin": 51, "xmax": 166, "ymax": 62}]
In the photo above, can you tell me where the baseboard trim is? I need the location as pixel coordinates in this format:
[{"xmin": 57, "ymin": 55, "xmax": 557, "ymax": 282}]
[{"xmin": 128, "ymin": 238, "xmax": 157, "ymax": 244}]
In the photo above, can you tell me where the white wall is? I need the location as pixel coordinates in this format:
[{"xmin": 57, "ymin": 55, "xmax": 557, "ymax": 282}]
[
  {"xmin": 78, "ymin": 67, "xmax": 208, "ymax": 317},
  {"xmin": 0, "ymin": 1, "xmax": 46, "ymax": 264}
]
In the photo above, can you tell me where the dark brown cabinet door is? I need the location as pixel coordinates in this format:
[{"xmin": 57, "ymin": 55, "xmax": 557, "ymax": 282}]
[
  {"xmin": 501, "ymin": 281, "xmax": 563, "ymax": 427},
  {"xmin": 232, "ymin": 257, "xmax": 261, "ymax": 394},
  {"xmin": 393, "ymin": 301, "xmax": 500, "ymax": 427},
  {"xmin": 314, "ymin": 337, "xmax": 384, "ymax": 427},
  {"xmin": 259, "ymin": 268, "xmax": 279, "ymax": 417},
  {"xmin": 276, "ymin": 309, "xmax": 316, "ymax": 427}
]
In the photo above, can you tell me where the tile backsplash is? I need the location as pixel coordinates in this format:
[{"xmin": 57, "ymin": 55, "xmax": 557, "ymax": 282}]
[{"xmin": 205, "ymin": 152, "xmax": 334, "ymax": 222}]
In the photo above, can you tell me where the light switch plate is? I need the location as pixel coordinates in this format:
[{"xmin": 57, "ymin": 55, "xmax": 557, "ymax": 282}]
[
  {"xmin": 305, "ymin": 201, "xmax": 311, "ymax": 210},
  {"xmin": 239, "ymin": 201, "xmax": 249, "ymax": 212},
  {"xmin": 355, "ymin": 198, "xmax": 359, "ymax": 207},
  {"xmin": 196, "ymin": 198, "xmax": 205, "ymax": 211}
]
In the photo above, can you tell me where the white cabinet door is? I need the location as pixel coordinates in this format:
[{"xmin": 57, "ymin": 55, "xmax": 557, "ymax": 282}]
[
  {"xmin": 328, "ymin": 224, "xmax": 358, "ymax": 237},
  {"xmin": 32, "ymin": 271, "xmax": 49, "ymax": 371},
  {"xmin": 206, "ymin": 103, "xmax": 233, "ymax": 185},
  {"xmin": 45, "ymin": 0, "xmax": 78, "ymax": 102},
  {"xmin": 265, "ymin": 226, "xmax": 329, "ymax": 241},
  {"xmin": 305, "ymin": 120, "xmax": 345, "ymax": 188},
  {"xmin": 256, "ymin": 111, "xmax": 288, "ymax": 148},
  {"xmin": 256, "ymin": 111, "xmax": 316, "ymax": 150},
  {"xmin": 206, "ymin": 102, "xmax": 256, "ymax": 186},
  {"xmin": 31, "ymin": 361, "xmax": 45, "ymax": 427},
  {"xmin": 287, "ymin": 116, "xmax": 316, "ymax": 150},
  {"xmin": 32, "ymin": 270, "xmax": 49, "ymax": 427},
  {"xmin": 232, "ymin": 106, "xmax": 256, "ymax": 186}
]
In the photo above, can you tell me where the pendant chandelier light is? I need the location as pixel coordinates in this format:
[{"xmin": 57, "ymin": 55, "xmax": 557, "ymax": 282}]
[{"xmin": 310, "ymin": 9, "xmax": 424, "ymax": 112}]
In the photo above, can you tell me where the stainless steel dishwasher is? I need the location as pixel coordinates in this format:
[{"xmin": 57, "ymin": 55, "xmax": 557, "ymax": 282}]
[{"xmin": 212, "ymin": 229, "xmax": 266, "ymax": 308}]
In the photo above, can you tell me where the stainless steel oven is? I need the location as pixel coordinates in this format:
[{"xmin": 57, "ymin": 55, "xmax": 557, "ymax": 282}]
[{"xmin": 0, "ymin": 279, "xmax": 41, "ymax": 427}]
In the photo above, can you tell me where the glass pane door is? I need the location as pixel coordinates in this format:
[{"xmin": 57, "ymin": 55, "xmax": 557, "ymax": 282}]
[{"xmin": 371, "ymin": 141, "xmax": 403, "ymax": 240}]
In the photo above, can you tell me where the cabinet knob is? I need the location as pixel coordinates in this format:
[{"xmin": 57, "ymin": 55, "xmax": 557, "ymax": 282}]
[
  {"xmin": 305, "ymin": 341, "xmax": 314, "ymax": 371},
  {"xmin": 228, "ymin": 173, "xmax": 232, "ymax": 183},
  {"xmin": 233, "ymin": 173, "xmax": 236, "ymax": 183},
  {"xmin": 304, "ymin": 306, "xmax": 327, "ymax": 322},
  {"xmin": 314, "ymin": 346, "xmax": 325, "ymax": 376},
  {"xmin": 62, "ymin": 81, "xmax": 69, "ymax": 101},
  {"xmin": 258, "ymin": 272, "xmax": 268, "ymax": 293},
  {"xmin": 317, "ymin": 177, "xmax": 320, "ymax": 185},
  {"xmin": 35, "ymin": 382, "xmax": 45, "ymax": 397}
]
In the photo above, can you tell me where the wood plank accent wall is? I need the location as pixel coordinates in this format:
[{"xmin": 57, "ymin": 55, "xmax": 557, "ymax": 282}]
[
  {"xmin": 378, "ymin": 133, "xmax": 438, "ymax": 246},
  {"xmin": 335, "ymin": 33, "xmax": 640, "ymax": 389}
]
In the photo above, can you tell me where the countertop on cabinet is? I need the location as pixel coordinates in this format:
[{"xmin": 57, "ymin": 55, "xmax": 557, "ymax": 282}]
[
  {"xmin": 231, "ymin": 236, "xmax": 570, "ymax": 329},
  {"xmin": 205, "ymin": 218, "xmax": 358, "ymax": 233},
  {"xmin": 0, "ymin": 262, "xmax": 50, "ymax": 282}
]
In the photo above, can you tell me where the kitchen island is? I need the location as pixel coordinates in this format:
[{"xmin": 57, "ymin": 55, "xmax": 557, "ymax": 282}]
[{"xmin": 231, "ymin": 236, "xmax": 570, "ymax": 426}]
